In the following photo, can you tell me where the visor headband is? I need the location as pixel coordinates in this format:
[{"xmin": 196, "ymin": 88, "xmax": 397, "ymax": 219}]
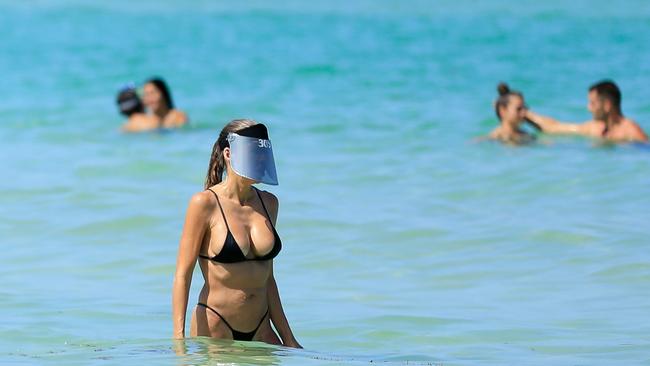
[
  {"xmin": 219, "ymin": 123, "xmax": 270, "ymax": 149},
  {"xmin": 226, "ymin": 133, "xmax": 273, "ymax": 149},
  {"xmin": 236, "ymin": 123, "xmax": 269, "ymax": 139}
]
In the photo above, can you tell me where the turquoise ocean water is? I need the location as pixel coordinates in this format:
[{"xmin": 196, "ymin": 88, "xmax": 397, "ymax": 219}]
[{"xmin": 1, "ymin": 1, "xmax": 650, "ymax": 365}]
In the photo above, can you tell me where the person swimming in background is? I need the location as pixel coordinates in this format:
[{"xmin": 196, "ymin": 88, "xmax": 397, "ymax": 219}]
[
  {"xmin": 143, "ymin": 77, "xmax": 189, "ymax": 129},
  {"xmin": 525, "ymin": 80, "xmax": 648, "ymax": 143},
  {"xmin": 172, "ymin": 119, "xmax": 301, "ymax": 348},
  {"xmin": 116, "ymin": 86, "xmax": 159, "ymax": 132},
  {"xmin": 487, "ymin": 82, "xmax": 535, "ymax": 145}
]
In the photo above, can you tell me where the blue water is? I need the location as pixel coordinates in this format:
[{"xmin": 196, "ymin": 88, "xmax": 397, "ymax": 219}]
[{"xmin": 1, "ymin": 1, "xmax": 650, "ymax": 365}]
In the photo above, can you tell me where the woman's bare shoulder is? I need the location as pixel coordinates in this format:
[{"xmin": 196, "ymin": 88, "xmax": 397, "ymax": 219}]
[
  {"xmin": 168, "ymin": 109, "xmax": 189, "ymax": 126},
  {"xmin": 188, "ymin": 190, "xmax": 217, "ymax": 211},
  {"xmin": 256, "ymin": 189, "xmax": 279, "ymax": 215}
]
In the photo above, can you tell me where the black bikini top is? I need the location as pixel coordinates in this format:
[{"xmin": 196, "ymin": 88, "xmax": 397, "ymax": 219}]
[{"xmin": 199, "ymin": 188, "xmax": 281, "ymax": 263}]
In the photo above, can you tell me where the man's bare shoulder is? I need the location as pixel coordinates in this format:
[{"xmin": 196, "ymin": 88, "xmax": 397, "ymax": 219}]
[
  {"xmin": 622, "ymin": 117, "xmax": 642, "ymax": 129},
  {"xmin": 622, "ymin": 117, "xmax": 649, "ymax": 142}
]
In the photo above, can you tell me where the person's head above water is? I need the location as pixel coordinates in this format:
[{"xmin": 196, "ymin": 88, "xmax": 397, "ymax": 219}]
[
  {"xmin": 588, "ymin": 80, "xmax": 622, "ymax": 121},
  {"xmin": 205, "ymin": 119, "xmax": 278, "ymax": 189},
  {"xmin": 495, "ymin": 82, "xmax": 527, "ymax": 127},
  {"xmin": 116, "ymin": 87, "xmax": 144, "ymax": 117},
  {"xmin": 143, "ymin": 77, "xmax": 174, "ymax": 113}
]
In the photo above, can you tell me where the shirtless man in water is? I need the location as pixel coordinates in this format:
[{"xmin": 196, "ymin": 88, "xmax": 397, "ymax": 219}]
[{"xmin": 525, "ymin": 80, "xmax": 648, "ymax": 143}]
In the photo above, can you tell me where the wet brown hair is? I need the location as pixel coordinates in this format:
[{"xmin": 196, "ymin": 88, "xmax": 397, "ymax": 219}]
[
  {"xmin": 146, "ymin": 77, "xmax": 174, "ymax": 109},
  {"xmin": 495, "ymin": 82, "xmax": 524, "ymax": 119},
  {"xmin": 204, "ymin": 119, "xmax": 258, "ymax": 189},
  {"xmin": 589, "ymin": 80, "xmax": 621, "ymax": 112}
]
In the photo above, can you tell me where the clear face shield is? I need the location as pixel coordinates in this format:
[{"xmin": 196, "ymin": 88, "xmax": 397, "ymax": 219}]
[{"xmin": 227, "ymin": 124, "xmax": 278, "ymax": 185}]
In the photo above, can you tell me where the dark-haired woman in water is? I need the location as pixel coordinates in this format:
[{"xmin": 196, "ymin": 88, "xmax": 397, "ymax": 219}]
[
  {"xmin": 488, "ymin": 83, "xmax": 535, "ymax": 145},
  {"xmin": 172, "ymin": 119, "xmax": 301, "ymax": 348},
  {"xmin": 116, "ymin": 86, "xmax": 159, "ymax": 132},
  {"xmin": 143, "ymin": 77, "xmax": 188, "ymax": 129}
]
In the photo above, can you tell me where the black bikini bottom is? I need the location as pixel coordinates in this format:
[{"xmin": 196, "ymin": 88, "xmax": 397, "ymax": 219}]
[{"xmin": 197, "ymin": 302, "xmax": 268, "ymax": 341}]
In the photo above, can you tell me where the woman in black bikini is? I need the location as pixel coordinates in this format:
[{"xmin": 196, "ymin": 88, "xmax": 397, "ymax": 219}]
[{"xmin": 172, "ymin": 119, "xmax": 301, "ymax": 348}]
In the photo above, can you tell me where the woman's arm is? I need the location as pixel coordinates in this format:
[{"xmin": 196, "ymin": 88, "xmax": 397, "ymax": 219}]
[
  {"xmin": 260, "ymin": 190, "xmax": 302, "ymax": 348},
  {"xmin": 172, "ymin": 192, "xmax": 213, "ymax": 338},
  {"xmin": 267, "ymin": 263, "xmax": 302, "ymax": 348}
]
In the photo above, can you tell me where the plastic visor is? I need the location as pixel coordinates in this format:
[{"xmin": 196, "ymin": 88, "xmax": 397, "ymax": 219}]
[{"xmin": 228, "ymin": 133, "xmax": 278, "ymax": 185}]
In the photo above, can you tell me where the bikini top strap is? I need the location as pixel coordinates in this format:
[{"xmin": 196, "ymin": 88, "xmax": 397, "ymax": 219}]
[
  {"xmin": 255, "ymin": 188, "xmax": 274, "ymax": 226},
  {"xmin": 207, "ymin": 189, "xmax": 230, "ymax": 230}
]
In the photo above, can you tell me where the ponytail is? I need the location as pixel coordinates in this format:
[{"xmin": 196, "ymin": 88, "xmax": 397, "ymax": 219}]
[{"xmin": 204, "ymin": 119, "xmax": 257, "ymax": 189}]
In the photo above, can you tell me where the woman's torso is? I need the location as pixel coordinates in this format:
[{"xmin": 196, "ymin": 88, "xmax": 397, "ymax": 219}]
[{"xmin": 196, "ymin": 187, "xmax": 279, "ymax": 317}]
